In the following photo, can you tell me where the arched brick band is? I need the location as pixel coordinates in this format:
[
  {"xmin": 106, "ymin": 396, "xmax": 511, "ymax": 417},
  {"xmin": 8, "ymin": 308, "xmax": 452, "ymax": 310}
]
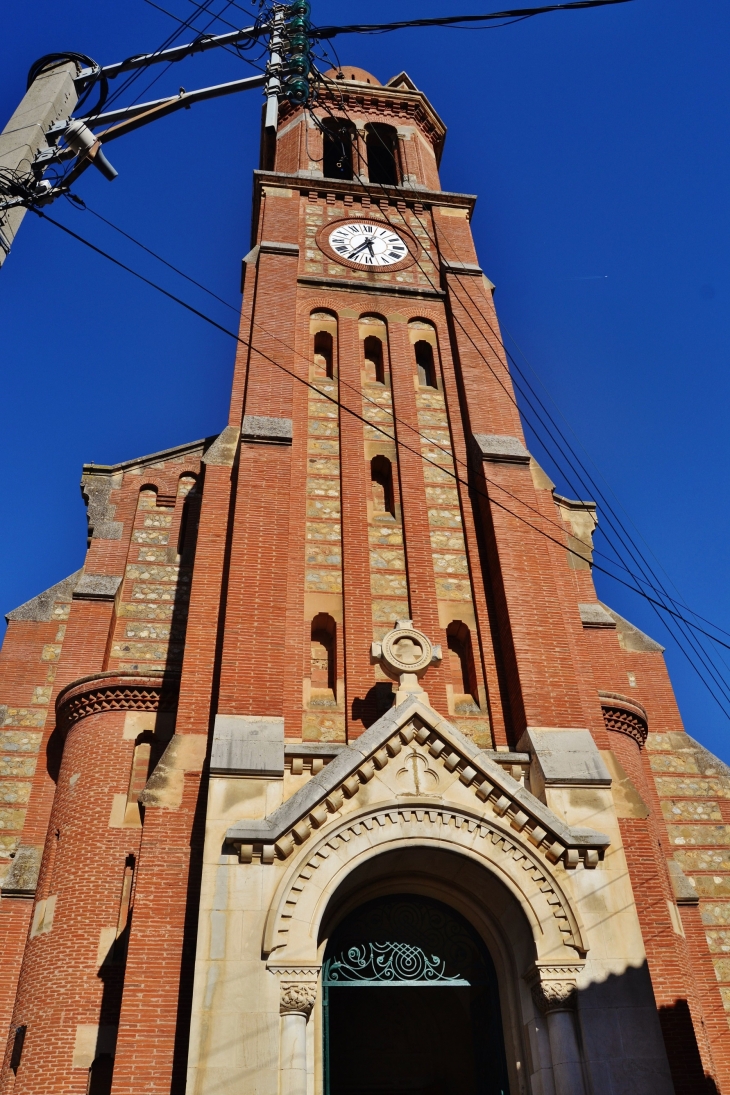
[
  {"xmin": 56, "ymin": 671, "xmax": 179, "ymax": 732},
  {"xmin": 598, "ymin": 691, "xmax": 648, "ymax": 748}
]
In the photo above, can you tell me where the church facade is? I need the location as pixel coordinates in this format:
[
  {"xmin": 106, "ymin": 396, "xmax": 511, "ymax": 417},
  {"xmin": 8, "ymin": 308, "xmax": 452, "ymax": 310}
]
[{"xmin": 1, "ymin": 65, "xmax": 730, "ymax": 1095}]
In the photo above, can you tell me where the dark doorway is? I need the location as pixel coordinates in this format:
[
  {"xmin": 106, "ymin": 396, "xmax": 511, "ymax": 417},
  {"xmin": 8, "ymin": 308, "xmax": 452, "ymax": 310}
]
[
  {"xmin": 323, "ymin": 118, "xmax": 356, "ymax": 181},
  {"xmin": 365, "ymin": 124, "xmax": 400, "ymax": 186},
  {"xmin": 323, "ymin": 895, "xmax": 509, "ymax": 1095}
]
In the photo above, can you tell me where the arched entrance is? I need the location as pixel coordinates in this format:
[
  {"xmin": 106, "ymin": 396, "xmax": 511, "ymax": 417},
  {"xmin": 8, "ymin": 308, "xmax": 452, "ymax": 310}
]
[{"xmin": 323, "ymin": 895, "xmax": 510, "ymax": 1095}]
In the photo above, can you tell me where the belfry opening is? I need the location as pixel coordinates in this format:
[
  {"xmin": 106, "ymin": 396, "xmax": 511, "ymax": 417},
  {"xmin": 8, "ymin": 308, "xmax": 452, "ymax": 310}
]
[{"xmin": 323, "ymin": 894, "xmax": 509, "ymax": 1095}]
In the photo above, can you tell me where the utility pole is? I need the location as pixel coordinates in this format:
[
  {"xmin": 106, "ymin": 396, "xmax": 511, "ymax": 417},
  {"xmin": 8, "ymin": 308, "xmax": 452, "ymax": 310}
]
[
  {"xmin": 0, "ymin": 61, "xmax": 78, "ymax": 265},
  {"xmin": 0, "ymin": 0, "xmax": 624, "ymax": 269},
  {"xmin": 0, "ymin": 4, "xmax": 306, "ymax": 268}
]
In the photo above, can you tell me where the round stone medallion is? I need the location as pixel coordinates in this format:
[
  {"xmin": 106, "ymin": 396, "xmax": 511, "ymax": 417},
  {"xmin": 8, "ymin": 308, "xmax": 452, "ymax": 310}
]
[{"xmin": 380, "ymin": 626, "xmax": 433, "ymax": 677}]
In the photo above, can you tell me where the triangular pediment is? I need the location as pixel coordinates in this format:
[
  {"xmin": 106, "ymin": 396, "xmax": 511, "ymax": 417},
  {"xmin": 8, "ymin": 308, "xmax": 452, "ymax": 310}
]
[
  {"xmin": 226, "ymin": 698, "xmax": 608, "ymax": 870},
  {"xmin": 387, "ymin": 71, "xmax": 418, "ymax": 91}
]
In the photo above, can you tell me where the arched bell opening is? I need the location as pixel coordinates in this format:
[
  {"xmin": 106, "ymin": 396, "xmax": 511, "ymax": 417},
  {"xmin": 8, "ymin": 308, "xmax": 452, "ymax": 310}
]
[{"xmin": 316, "ymin": 847, "xmax": 531, "ymax": 1095}]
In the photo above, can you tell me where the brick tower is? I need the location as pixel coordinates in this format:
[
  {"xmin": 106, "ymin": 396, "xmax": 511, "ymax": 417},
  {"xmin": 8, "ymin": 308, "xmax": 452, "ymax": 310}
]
[{"xmin": 1, "ymin": 63, "xmax": 730, "ymax": 1095}]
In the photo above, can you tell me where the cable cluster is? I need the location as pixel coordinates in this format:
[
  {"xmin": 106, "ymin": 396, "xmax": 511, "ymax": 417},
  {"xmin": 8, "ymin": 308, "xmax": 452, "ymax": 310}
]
[{"xmin": 280, "ymin": 1, "xmax": 314, "ymax": 105}]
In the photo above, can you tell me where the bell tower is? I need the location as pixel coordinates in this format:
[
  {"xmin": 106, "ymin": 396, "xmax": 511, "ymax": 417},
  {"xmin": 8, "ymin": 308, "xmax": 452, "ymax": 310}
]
[{"xmin": 219, "ymin": 65, "xmax": 522, "ymax": 749}]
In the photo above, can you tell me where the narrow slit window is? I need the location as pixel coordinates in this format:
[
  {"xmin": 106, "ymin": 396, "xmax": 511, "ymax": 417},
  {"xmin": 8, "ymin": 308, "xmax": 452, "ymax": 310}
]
[
  {"xmin": 10, "ymin": 1026, "xmax": 26, "ymax": 1075},
  {"xmin": 364, "ymin": 336, "xmax": 385, "ymax": 384},
  {"xmin": 415, "ymin": 340, "xmax": 436, "ymax": 388},
  {"xmin": 177, "ymin": 476, "xmax": 199, "ymax": 563},
  {"xmin": 447, "ymin": 621, "xmax": 480, "ymax": 710},
  {"xmin": 371, "ymin": 456, "xmax": 395, "ymax": 518},
  {"xmin": 314, "ymin": 331, "xmax": 334, "ymax": 378},
  {"xmin": 311, "ymin": 614, "xmax": 336, "ymax": 701}
]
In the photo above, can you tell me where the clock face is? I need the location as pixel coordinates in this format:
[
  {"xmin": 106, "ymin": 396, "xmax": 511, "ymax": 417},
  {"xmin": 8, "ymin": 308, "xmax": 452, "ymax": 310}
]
[{"xmin": 328, "ymin": 222, "xmax": 409, "ymax": 267}]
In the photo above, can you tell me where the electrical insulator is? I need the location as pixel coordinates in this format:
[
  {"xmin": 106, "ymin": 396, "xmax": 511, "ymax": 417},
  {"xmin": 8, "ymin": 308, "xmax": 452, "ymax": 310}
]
[
  {"xmin": 288, "ymin": 53, "xmax": 310, "ymax": 77},
  {"xmin": 285, "ymin": 77, "xmax": 310, "ymax": 104},
  {"xmin": 283, "ymin": 1, "xmax": 312, "ymax": 106}
]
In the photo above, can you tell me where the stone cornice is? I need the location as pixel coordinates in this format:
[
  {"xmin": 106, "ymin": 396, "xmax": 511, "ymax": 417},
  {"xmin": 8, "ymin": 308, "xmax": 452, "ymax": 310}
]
[
  {"xmin": 81, "ymin": 436, "xmax": 209, "ymax": 476},
  {"xmin": 297, "ymin": 275, "xmax": 443, "ymax": 299},
  {"xmin": 250, "ymin": 170, "xmax": 476, "ymax": 248}
]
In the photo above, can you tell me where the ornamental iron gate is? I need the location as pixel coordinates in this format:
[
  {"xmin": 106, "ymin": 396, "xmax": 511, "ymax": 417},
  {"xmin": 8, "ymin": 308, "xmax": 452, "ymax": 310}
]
[{"xmin": 322, "ymin": 896, "xmax": 509, "ymax": 1095}]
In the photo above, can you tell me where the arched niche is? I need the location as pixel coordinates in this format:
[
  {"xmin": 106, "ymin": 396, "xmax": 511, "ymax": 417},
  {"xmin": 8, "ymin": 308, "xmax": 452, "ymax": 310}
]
[{"xmin": 310, "ymin": 311, "xmax": 338, "ymax": 379}]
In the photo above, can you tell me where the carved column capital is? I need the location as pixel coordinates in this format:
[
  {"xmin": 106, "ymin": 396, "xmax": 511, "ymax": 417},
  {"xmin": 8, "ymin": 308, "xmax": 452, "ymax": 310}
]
[
  {"xmin": 279, "ymin": 980, "xmax": 317, "ymax": 1017},
  {"xmin": 531, "ymin": 979, "xmax": 578, "ymax": 1014}
]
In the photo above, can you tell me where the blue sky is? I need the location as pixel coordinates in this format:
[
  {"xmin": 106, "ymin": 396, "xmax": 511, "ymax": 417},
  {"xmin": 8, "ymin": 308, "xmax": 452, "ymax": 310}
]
[{"xmin": 3, "ymin": 0, "xmax": 730, "ymax": 762}]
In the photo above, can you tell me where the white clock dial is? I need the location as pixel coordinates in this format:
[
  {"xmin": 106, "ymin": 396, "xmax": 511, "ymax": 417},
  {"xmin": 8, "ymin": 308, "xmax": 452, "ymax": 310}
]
[{"xmin": 328, "ymin": 222, "xmax": 409, "ymax": 267}]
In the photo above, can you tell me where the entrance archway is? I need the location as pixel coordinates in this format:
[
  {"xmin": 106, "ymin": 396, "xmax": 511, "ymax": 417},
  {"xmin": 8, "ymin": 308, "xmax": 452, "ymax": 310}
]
[{"xmin": 323, "ymin": 895, "xmax": 510, "ymax": 1095}]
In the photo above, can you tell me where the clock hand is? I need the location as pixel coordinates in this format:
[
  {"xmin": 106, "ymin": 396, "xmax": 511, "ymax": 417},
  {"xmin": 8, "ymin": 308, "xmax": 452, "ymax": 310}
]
[{"xmin": 348, "ymin": 240, "xmax": 371, "ymax": 258}]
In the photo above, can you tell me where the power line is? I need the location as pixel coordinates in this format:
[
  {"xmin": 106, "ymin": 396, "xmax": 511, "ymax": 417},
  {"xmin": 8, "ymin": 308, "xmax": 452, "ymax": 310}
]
[
  {"xmin": 69, "ymin": 194, "xmax": 709, "ymax": 619},
  {"xmin": 70, "ymin": 197, "xmax": 241, "ymax": 314},
  {"xmin": 139, "ymin": 0, "xmax": 267, "ymax": 79},
  {"xmin": 306, "ymin": 87, "xmax": 730, "ymax": 717},
  {"xmin": 28, "ymin": 205, "xmax": 730, "ymax": 674},
  {"xmin": 58, "ymin": 120, "xmax": 730, "ymax": 661},
  {"xmin": 18, "ymin": 0, "xmax": 726, "ymax": 712},
  {"xmin": 311, "ymin": 0, "xmax": 633, "ymax": 39},
  {"xmin": 91, "ymin": 0, "xmax": 223, "ymax": 117}
]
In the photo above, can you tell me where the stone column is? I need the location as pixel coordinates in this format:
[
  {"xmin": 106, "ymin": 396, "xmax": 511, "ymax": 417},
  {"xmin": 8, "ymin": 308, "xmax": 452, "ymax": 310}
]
[
  {"xmin": 279, "ymin": 979, "xmax": 317, "ymax": 1095},
  {"xmin": 532, "ymin": 980, "xmax": 586, "ymax": 1095}
]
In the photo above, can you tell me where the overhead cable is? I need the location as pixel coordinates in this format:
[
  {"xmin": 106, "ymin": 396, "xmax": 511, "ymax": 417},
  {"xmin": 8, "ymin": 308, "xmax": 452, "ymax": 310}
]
[
  {"xmin": 307, "ymin": 87, "xmax": 730, "ymax": 716},
  {"xmin": 29, "ymin": 205, "xmax": 730, "ymax": 670},
  {"xmin": 311, "ymin": 0, "xmax": 633, "ymax": 38}
]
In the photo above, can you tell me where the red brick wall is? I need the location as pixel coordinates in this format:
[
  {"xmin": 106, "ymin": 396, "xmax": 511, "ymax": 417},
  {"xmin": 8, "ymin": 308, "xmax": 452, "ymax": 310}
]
[{"xmin": 1, "ymin": 707, "xmax": 144, "ymax": 1095}]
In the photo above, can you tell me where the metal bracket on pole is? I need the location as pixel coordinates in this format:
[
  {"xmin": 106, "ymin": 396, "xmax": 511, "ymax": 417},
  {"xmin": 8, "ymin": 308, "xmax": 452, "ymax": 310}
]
[{"xmin": 261, "ymin": 8, "xmax": 285, "ymax": 171}]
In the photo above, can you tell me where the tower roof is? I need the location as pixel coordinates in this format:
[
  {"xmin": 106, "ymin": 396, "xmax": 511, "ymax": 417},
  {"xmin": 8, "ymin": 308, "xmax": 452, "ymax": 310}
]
[{"xmin": 323, "ymin": 66, "xmax": 381, "ymax": 86}]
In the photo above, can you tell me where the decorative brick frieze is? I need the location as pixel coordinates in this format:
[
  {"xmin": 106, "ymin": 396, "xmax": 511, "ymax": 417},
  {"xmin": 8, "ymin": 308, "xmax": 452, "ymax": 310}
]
[
  {"xmin": 55, "ymin": 671, "xmax": 178, "ymax": 732},
  {"xmin": 599, "ymin": 691, "xmax": 649, "ymax": 747}
]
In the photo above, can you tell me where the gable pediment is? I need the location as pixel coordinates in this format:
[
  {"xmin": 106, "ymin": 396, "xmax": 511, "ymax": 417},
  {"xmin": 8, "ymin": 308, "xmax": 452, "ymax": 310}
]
[{"xmin": 225, "ymin": 697, "xmax": 609, "ymax": 870}]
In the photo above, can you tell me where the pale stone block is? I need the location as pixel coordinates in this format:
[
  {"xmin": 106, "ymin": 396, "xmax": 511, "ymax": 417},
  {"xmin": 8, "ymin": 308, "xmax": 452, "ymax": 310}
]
[
  {"xmin": 73, "ymin": 1025, "xmax": 99, "ymax": 1069},
  {"xmin": 97, "ymin": 926, "xmax": 117, "ymax": 966},
  {"xmin": 231, "ymin": 862, "xmax": 266, "ymax": 910},
  {"xmin": 108, "ymin": 793, "xmax": 127, "ymax": 828},
  {"xmin": 209, "ymin": 910, "xmax": 227, "ymax": 961},
  {"xmin": 211, "ymin": 716, "xmax": 284, "ymax": 777},
  {"xmin": 240, "ymin": 910, "xmax": 268, "ymax": 960},
  {"xmin": 123, "ymin": 710, "xmax": 174, "ymax": 739},
  {"xmin": 142, "ymin": 734, "xmax": 207, "ymax": 809}
]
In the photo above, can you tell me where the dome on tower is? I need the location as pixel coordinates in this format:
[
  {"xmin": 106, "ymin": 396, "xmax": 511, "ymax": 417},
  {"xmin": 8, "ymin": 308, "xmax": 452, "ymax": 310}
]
[{"xmin": 323, "ymin": 66, "xmax": 381, "ymax": 86}]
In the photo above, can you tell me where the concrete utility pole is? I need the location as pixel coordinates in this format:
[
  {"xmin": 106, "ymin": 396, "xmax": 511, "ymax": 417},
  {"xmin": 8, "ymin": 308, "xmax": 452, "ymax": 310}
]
[{"xmin": 0, "ymin": 61, "xmax": 78, "ymax": 266}]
